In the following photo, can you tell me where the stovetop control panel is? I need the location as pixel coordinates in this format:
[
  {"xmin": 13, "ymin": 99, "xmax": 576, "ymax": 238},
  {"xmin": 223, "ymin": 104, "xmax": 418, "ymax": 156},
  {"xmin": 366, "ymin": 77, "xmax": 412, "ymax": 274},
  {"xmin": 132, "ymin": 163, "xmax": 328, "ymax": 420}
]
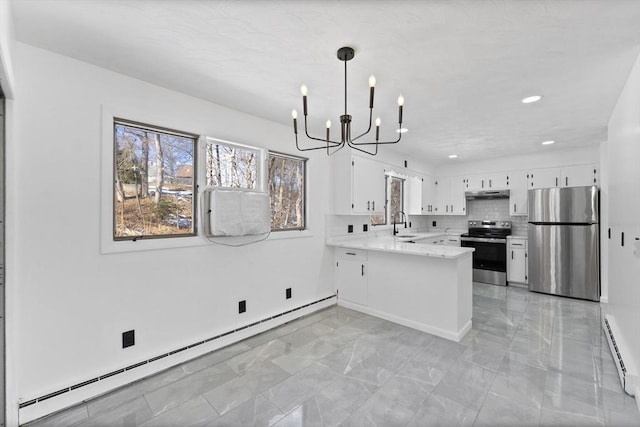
[{"xmin": 468, "ymin": 220, "xmax": 512, "ymax": 230}]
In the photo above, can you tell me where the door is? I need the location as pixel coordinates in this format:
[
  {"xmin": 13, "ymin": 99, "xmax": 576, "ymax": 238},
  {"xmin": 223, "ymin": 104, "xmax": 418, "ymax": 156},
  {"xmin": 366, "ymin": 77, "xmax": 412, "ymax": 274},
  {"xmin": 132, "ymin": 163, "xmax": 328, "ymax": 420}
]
[
  {"xmin": 528, "ymin": 186, "xmax": 598, "ymax": 223},
  {"xmin": 509, "ymin": 246, "xmax": 527, "ymax": 283},
  {"xmin": 528, "ymin": 224, "xmax": 600, "ymax": 301},
  {"xmin": 352, "ymin": 156, "xmax": 385, "ymax": 214},
  {"xmin": 561, "ymin": 164, "xmax": 598, "ymax": 187},
  {"xmin": 422, "ymin": 175, "xmax": 436, "ymax": 214},
  {"xmin": 509, "ymin": 170, "xmax": 528, "ymax": 215},
  {"xmin": 528, "ymin": 167, "xmax": 560, "ymax": 189},
  {"xmin": 436, "ymin": 177, "xmax": 450, "ymax": 214},
  {"xmin": 335, "ymin": 259, "xmax": 367, "ymax": 305},
  {"xmin": 449, "ymin": 176, "xmax": 466, "ymax": 215}
]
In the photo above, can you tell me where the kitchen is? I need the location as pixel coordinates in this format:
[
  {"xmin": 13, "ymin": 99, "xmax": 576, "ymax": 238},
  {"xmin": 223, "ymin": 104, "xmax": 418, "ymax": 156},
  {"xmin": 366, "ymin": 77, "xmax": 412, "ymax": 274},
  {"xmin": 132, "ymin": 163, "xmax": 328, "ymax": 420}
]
[{"xmin": 2, "ymin": 1, "xmax": 640, "ymax": 426}]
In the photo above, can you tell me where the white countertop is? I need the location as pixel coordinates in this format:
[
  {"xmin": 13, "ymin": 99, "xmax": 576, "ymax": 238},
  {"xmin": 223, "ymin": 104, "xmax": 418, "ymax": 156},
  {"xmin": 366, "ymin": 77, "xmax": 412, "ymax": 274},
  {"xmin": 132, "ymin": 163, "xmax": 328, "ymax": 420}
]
[
  {"xmin": 507, "ymin": 235, "xmax": 528, "ymax": 240},
  {"xmin": 326, "ymin": 234, "xmax": 474, "ymax": 259}
]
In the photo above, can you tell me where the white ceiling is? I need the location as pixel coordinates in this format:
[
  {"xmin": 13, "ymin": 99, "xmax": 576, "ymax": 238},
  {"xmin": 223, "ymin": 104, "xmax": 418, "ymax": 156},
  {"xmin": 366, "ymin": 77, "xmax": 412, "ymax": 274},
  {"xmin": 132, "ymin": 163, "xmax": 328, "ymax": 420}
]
[{"xmin": 11, "ymin": 0, "xmax": 640, "ymax": 165}]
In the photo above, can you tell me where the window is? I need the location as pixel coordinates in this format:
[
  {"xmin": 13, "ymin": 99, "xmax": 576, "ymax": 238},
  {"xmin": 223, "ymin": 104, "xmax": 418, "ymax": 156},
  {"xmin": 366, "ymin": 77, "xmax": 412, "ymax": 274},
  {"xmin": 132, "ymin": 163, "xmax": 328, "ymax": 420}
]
[
  {"xmin": 113, "ymin": 120, "xmax": 197, "ymax": 240},
  {"xmin": 205, "ymin": 140, "xmax": 260, "ymax": 189},
  {"xmin": 268, "ymin": 152, "xmax": 306, "ymax": 231},
  {"xmin": 371, "ymin": 174, "xmax": 404, "ymax": 226}
]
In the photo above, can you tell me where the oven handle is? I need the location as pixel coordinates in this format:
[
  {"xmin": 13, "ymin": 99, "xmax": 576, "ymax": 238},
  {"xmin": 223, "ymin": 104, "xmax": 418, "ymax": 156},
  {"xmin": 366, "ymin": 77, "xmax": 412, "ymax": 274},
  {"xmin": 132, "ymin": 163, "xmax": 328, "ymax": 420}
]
[{"xmin": 460, "ymin": 237, "xmax": 507, "ymax": 243}]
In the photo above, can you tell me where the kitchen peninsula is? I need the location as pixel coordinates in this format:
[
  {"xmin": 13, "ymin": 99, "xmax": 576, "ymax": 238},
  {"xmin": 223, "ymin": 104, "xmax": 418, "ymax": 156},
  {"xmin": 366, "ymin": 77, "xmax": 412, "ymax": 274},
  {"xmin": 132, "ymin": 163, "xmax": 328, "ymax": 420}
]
[{"xmin": 327, "ymin": 234, "xmax": 474, "ymax": 342}]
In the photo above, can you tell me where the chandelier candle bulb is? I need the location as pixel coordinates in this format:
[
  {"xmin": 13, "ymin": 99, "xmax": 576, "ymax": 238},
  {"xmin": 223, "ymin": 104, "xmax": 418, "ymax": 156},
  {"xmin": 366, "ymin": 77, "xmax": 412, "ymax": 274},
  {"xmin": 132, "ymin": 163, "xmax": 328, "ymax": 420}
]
[
  {"xmin": 369, "ymin": 75, "xmax": 376, "ymax": 108},
  {"xmin": 292, "ymin": 109, "xmax": 298, "ymax": 134},
  {"xmin": 375, "ymin": 117, "xmax": 381, "ymax": 141},
  {"xmin": 326, "ymin": 120, "xmax": 331, "ymax": 141}
]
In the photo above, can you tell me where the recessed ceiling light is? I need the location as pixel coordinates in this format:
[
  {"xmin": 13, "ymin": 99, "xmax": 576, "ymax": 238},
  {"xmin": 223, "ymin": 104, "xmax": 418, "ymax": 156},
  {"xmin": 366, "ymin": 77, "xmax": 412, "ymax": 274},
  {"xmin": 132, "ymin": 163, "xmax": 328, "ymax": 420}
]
[
  {"xmin": 396, "ymin": 128, "xmax": 408, "ymax": 133},
  {"xmin": 541, "ymin": 140, "xmax": 555, "ymax": 145},
  {"xmin": 448, "ymin": 154, "xmax": 458, "ymax": 159},
  {"xmin": 522, "ymin": 95, "xmax": 542, "ymax": 104}
]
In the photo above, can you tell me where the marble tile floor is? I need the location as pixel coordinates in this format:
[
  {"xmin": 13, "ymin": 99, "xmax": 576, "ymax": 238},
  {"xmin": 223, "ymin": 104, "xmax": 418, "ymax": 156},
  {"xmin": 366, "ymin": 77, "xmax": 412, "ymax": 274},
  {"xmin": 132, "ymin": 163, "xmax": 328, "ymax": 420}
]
[{"xmin": 27, "ymin": 283, "xmax": 640, "ymax": 426}]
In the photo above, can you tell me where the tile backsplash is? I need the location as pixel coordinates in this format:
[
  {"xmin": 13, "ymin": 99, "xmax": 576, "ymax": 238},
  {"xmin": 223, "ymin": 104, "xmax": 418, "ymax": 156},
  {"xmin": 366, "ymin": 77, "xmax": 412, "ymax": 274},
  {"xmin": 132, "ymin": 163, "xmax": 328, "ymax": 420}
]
[{"xmin": 326, "ymin": 199, "xmax": 529, "ymax": 238}]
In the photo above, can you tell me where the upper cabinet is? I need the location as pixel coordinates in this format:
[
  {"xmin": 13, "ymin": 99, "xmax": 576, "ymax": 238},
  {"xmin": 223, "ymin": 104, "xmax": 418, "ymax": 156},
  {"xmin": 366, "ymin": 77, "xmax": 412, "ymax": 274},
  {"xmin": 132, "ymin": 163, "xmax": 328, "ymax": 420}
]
[
  {"xmin": 465, "ymin": 172, "xmax": 510, "ymax": 190},
  {"xmin": 405, "ymin": 174, "xmax": 423, "ymax": 215},
  {"xmin": 334, "ymin": 154, "xmax": 385, "ymax": 215},
  {"xmin": 528, "ymin": 164, "xmax": 598, "ymax": 189},
  {"xmin": 508, "ymin": 170, "xmax": 528, "ymax": 216},
  {"xmin": 437, "ymin": 176, "xmax": 466, "ymax": 215},
  {"xmin": 422, "ymin": 175, "xmax": 437, "ymax": 215}
]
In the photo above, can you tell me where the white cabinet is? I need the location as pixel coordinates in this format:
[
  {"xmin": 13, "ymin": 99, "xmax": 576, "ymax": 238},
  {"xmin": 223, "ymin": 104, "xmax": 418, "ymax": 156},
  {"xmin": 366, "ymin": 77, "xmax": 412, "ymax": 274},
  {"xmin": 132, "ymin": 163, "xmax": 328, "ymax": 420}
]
[
  {"xmin": 561, "ymin": 164, "xmax": 598, "ymax": 187},
  {"xmin": 422, "ymin": 175, "xmax": 437, "ymax": 214},
  {"xmin": 335, "ymin": 248, "xmax": 367, "ymax": 306},
  {"xmin": 528, "ymin": 164, "xmax": 598, "ymax": 189},
  {"xmin": 334, "ymin": 153, "xmax": 385, "ymax": 215},
  {"xmin": 507, "ymin": 238, "xmax": 528, "ymax": 285},
  {"xmin": 405, "ymin": 174, "xmax": 423, "ymax": 215},
  {"xmin": 509, "ymin": 170, "xmax": 528, "ymax": 216},
  {"xmin": 444, "ymin": 235, "xmax": 461, "ymax": 246},
  {"xmin": 465, "ymin": 172, "xmax": 510, "ymax": 190},
  {"xmin": 528, "ymin": 167, "xmax": 560, "ymax": 189},
  {"xmin": 437, "ymin": 176, "xmax": 466, "ymax": 215}
]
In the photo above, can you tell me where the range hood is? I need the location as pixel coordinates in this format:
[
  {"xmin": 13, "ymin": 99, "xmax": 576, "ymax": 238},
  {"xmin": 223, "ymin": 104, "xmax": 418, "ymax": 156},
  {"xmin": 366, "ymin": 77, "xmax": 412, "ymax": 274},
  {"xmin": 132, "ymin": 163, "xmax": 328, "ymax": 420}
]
[{"xmin": 465, "ymin": 189, "xmax": 510, "ymax": 200}]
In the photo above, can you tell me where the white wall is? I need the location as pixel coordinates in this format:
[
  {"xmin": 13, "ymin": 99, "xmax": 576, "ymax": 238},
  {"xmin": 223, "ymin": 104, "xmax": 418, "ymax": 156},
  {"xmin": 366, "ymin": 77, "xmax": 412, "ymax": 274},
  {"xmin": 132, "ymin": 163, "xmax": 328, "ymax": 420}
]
[
  {"xmin": 606, "ymin": 50, "xmax": 640, "ymax": 400},
  {"xmin": 0, "ymin": 0, "xmax": 15, "ymax": 97},
  {"xmin": 8, "ymin": 42, "xmax": 335, "ymax": 421}
]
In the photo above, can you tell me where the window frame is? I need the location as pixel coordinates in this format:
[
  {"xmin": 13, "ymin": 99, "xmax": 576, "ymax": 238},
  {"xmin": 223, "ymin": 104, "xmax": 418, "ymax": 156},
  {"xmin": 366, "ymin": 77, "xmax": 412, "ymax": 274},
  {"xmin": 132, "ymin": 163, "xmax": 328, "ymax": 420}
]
[
  {"xmin": 113, "ymin": 118, "xmax": 199, "ymax": 241},
  {"xmin": 268, "ymin": 150, "xmax": 308, "ymax": 232}
]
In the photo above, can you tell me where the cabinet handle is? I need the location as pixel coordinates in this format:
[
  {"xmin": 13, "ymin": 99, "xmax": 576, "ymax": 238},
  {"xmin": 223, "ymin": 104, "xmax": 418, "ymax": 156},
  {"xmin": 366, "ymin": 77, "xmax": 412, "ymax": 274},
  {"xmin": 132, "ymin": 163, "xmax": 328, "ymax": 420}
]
[
  {"xmin": 512, "ymin": 243, "xmax": 523, "ymax": 246},
  {"xmin": 361, "ymin": 264, "xmax": 365, "ymax": 276},
  {"xmin": 566, "ymin": 177, "xmax": 568, "ymax": 186},
  {"xmin": 372, "ymin": 201, "xmax": 375, "ymax": 210},
  {"xmin": 555, "ymin": 177, "xmax": 558, "ymax": 187},
  {"xmin": 489, "ymin": 179, "xmax": 492, "ymax": 187},
  {"xmin": 512, "ymin": 250, "xmax": 514, "ymax": 260},
  {"xmin": 451, "ymin": 204, "xmax": 454, "ymax": 212},
  {"xmin": 346, "ymin": 252, "xmax": 356, "ymax": 256},
  {"xmin": 367, "ymin": 201, "xmax": 370, "ymax": 211},
  {"xmin": 513, "ymin": 203, "xmax": 516, "ymax": 212},
  {"xmin": 446, "ymin": 205, "xmax": 449, "ymax": 213},
  {"xmin": 481, "ymin": 180, "xmax": 484, "ymax": 188}
]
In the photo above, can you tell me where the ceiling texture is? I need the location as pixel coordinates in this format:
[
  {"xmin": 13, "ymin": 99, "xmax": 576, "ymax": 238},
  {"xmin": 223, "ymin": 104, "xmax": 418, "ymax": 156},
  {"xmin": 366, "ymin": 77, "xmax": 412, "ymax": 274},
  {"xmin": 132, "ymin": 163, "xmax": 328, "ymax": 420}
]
[{"xmin": 11, "ymin": 0, "xmax": 640, "ymax": 165}]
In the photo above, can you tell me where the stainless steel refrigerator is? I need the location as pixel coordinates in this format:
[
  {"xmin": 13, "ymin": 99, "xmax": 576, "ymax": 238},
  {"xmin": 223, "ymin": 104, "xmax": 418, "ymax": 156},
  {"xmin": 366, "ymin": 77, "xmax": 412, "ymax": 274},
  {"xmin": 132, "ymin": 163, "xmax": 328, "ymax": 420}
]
[{"xmin": 528, "ymin": 186, "xmax": 600, "ymax": 301}]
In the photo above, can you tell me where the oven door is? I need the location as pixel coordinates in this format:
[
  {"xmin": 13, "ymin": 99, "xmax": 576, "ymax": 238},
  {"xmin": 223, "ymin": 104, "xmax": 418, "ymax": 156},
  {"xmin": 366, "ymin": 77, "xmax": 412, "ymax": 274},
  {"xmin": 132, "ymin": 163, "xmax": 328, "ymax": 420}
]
[{"xmin": 460, "ymin": 237, "xmax": 507, "ymax": 272}]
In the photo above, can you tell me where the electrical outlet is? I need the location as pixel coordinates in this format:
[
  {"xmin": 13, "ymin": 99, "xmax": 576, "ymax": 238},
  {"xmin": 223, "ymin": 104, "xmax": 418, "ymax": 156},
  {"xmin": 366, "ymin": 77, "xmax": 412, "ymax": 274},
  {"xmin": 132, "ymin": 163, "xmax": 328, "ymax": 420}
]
[
  {"xmin": 348, "ymin": 225, "xmax": 353, "ymax": 233},
  {"xmin": 286, "ymin": 288, "xmax": 292, "ymax": 299},
  {"xmin": 122, "ymin": 330, "xmax": 135, "ymax": 348},
  {"xmin": 363, "ymin": 224, "xmax": 368, "ymax": 232},
  {"xmin": 239, "ymin": 300, "xmax": 246, "ymax": 313},
  {"xmin": 432, "ymin": 221, "xmax": 437, "ymax": 227}
]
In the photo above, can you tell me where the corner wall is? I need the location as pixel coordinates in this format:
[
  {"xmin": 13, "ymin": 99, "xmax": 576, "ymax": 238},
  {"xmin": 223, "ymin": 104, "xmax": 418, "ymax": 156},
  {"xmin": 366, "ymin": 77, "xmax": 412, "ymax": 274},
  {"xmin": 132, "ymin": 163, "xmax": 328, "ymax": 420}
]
[
  {"xmin": 8, "ymin": 42, "xmax": 334, "ymax": 421},
  {"xmin": 607, "ymin": 49, "xmax": 640, "ymax": 402}
]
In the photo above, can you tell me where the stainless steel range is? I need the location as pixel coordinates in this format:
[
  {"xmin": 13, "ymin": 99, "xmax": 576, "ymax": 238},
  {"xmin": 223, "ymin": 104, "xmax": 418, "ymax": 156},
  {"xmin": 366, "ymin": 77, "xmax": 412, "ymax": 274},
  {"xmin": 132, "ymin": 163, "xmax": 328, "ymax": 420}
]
[{"xmin": 460, "ymin": 220, "xmax": 512, "ymax": 286}]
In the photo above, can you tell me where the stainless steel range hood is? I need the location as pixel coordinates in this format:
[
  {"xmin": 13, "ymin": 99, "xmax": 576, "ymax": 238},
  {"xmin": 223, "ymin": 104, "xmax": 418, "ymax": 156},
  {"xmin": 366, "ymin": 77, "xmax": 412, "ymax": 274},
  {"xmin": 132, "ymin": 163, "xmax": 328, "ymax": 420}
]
[{"xmin": 465, "ymin": 189, "xmax": 510, "ymax": 200}]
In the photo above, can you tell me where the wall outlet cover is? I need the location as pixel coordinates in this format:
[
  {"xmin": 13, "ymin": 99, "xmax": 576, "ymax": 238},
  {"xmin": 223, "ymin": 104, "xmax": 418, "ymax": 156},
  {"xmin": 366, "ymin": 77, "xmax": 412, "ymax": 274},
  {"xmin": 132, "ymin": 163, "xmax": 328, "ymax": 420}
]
[
  {"xmin": 348, "ymin": 225, "xmax": 353, "ymax": 233},
  {"xmin": 432, "ymin": 221, "xmax": 437, "ymax": 227},
  {"xmin": 363, "ymin": 224, "xmax": 368, "ymax": 232},
  {"xmin": 286, "ymin": 288, "xmax": 292, "ymax": 299},
  {"xmin": 122, "ymin": 330, "xmax": 135, "ymax": 348},
  {"xmin": 239, "ymin": 300, "xmax": 246, "ymax": 313}
]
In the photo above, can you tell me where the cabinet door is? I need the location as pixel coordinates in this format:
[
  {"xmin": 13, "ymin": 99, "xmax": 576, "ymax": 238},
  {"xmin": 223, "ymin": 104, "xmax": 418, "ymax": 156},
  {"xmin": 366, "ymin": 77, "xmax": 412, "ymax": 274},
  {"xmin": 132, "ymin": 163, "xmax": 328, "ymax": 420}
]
[
  {"xmin": 465, "ymin": 174, "xmax": 484, "ymax": 190},
  {"xmin": 405, "ymin": 175, "xmax": 423, "ymax": 215},
  {"xmin": 422, "ymin": 175, "xmax": 437, "ymax": 214},
  {"xmin": 335, "ymin": 259, "xmax": 367, "ymax": 305},
  {"xmin": 486, "ymin": 172, "xmax": 509, "ymax": 189},
  {"xmin": 436, "ymin": 177, "xmax": 450, "ymax": 214},
  {"xmin": 352, "ymin": 156, "xmax": 385, "ymax": 214},
  {"xmin": 561, "ymin": 164, "xmax": 598, "ymax": 187},
  {"xmin": 509, "ymin": 170, "xmax": 528, "ymax": 215},
  {"xmin": 449, "ymin": 176, "xmax": 467, "ymax": 215},
  {"xmin": 508, "ymin": 240, "xmax": 527, "ymax": 284},
  {"xmin": 528, "ymin": 167, "xmax": 561, "ymax": 189}
]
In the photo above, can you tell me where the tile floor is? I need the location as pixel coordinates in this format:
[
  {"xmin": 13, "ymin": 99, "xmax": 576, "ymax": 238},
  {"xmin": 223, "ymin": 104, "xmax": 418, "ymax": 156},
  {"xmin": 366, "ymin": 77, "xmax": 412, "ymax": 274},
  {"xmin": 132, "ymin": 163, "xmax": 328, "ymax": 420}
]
[{"xmin": 27, "ymin": 283, "xmax": 640, "ymax": 426}]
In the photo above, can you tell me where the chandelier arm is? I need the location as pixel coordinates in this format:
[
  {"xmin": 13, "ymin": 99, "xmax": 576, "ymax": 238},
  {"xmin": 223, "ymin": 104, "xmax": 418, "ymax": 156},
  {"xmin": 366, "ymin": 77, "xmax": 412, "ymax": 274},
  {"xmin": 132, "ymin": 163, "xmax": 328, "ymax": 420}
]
[
  {"xmin": 303, "ymin": 116, "xmax": 343, "ymax": 146},
  {"xmin": 295, "ymin": 133, "xmax": 342, "ymax": 152},
  {"xmin": 347, "ymin": 140, "xmax": 379, "ymax": 156},
  {"xmin": 326, "ymin": 140, "xmax": 346, "ymax": 156},
  {"xmin": 350, "ymin": 108, "xmax": 374, "ymax": 142},
  {"xmin": 349, "ymin": 129, "xmax": 402, "ymax": 146}
]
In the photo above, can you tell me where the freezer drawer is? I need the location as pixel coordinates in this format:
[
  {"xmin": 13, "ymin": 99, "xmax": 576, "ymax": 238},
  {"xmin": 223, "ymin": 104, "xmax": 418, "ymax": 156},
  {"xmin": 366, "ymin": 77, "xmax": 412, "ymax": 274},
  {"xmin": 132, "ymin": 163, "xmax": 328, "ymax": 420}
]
[{"xmin": 528, "ymin": 224, "xmax": 600, "ymax": 301}]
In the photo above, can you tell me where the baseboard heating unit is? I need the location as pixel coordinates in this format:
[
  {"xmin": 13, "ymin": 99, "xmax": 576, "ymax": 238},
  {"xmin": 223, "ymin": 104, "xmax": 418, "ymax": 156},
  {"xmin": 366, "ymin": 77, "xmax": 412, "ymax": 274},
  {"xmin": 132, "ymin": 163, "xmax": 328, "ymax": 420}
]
[
  {"xmin": 603, "ymin": 314, "xmax": 638, "ymax": 397},
  {"xmin": 18, "ymin": 294, "xmax": 336, "ymax": 421}
]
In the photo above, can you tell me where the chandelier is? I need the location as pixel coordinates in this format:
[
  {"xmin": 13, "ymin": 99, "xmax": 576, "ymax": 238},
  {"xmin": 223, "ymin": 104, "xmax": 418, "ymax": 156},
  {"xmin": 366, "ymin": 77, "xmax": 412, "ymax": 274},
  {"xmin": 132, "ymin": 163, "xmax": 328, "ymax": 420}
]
[{"xmin": 291, "ymin": 46, "xmax": 404, "ymax": 156}]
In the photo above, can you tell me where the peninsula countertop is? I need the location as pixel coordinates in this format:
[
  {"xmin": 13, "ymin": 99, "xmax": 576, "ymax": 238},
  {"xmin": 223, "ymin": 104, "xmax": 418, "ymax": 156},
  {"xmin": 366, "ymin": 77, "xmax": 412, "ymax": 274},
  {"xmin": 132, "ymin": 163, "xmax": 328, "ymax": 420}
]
[{"xmin": 326, "ymin": 234, "xmax": 474, "ymax": 259}]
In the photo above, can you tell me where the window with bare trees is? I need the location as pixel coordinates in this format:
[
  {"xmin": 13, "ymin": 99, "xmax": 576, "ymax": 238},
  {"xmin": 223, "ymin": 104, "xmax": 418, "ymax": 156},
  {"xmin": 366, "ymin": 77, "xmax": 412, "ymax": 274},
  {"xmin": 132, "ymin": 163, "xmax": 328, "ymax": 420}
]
[
  {"xmin": 114, "ymin": 120, "xmax": 197, "ymax": 240},
  {"xmin": 205, "ymin": 139, "xmax": 260, "ymax": 189},
  {"xmin": 269, "ymin": 152, "xmax": 306, "ymax": 231}
]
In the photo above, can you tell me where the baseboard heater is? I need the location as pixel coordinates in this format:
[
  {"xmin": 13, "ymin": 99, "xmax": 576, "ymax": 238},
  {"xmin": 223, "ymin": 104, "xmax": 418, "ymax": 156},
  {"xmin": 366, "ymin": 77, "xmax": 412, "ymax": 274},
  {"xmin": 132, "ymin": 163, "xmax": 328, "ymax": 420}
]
[
  {"xmin": 603, "ymin": 315, "xmax": 638, "ymax": 397},
  {"xmin": 19, "ymin": 294, "xmax": 337, "ymax": 409}
]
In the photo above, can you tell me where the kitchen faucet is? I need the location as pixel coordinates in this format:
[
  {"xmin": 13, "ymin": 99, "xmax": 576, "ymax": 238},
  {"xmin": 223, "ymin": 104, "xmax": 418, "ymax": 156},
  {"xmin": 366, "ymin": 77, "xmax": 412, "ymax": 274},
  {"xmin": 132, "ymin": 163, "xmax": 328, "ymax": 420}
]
[{"xmin": 392, "ymin": 211, "xmax": 407, "ymax": 236}]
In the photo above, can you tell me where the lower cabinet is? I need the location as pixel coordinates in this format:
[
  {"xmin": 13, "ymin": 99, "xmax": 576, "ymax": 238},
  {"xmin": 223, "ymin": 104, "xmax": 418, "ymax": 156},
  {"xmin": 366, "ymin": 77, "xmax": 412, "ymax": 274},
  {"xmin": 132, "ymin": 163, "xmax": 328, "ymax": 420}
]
[
  {"xmin": 507, "ymin": 238, "xmax": 528, "ymax": 284},
  {"xmin": 335, "ymin": 248, "xmax": 367, "ymax": 306}
]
